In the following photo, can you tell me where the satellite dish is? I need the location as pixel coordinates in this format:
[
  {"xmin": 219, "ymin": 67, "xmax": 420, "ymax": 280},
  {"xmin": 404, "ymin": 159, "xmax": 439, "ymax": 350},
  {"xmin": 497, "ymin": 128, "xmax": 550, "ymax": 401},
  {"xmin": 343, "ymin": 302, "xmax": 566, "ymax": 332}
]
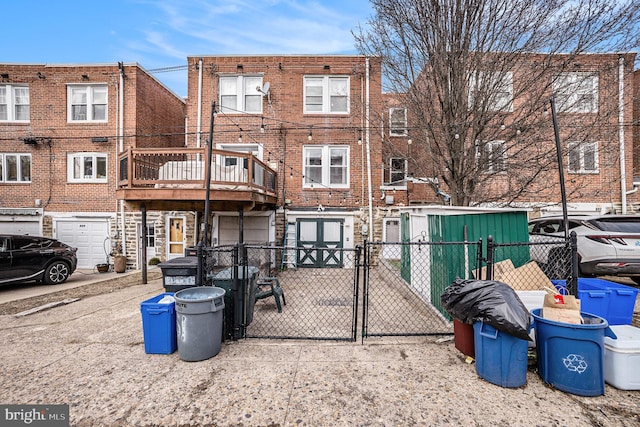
[{"xmin": 257, "ymin": 81, "xmax": 270, "ymax": 95}]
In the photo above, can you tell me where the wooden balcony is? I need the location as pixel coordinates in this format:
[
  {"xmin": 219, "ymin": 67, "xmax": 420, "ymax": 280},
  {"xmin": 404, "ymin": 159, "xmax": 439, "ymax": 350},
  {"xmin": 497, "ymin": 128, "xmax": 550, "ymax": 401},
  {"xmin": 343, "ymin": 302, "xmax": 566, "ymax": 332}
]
[{"xmin": 116, "ymin": 147, "xmax": 278, "ymax": 211}]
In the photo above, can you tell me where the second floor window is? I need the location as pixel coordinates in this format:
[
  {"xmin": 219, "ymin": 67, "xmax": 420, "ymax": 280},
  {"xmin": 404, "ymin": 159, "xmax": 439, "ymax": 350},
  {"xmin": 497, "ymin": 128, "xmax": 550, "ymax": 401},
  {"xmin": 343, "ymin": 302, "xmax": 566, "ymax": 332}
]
[
  {"xmin": 476, "ymin": 140, "xmax": 506, "ymax": 173},
  {"xmin": 304, "ymin": 76, "xmax": 349, "ymax": 114},
  {"xmin": 0, "ymin": 85, "xmax": 30, "ymax": 122},
  {"xmin": 0, "ymin": 153, "xmax": 31, "ymax": 182},
  {"xmin": 554, "ymin": 73, "xmax": 598, "ymax": 113},
  {"xmin": 568, "ymin": 141, "xmax": 598, "ymax": 173},
  {"xmin": 388, "ymin": 157, "xmax": 407, "ymax": 183},
  {"xmin": 389, "ymin": 108, "xmax": 407, "ymax": 136},
  {"xmin": 67, "ymin": 153, "xmax": 107, "ymax": 182},
  {"xmin": 219, "ymin": 75, "xmax": 263, "ymax": 114},
  {"xmin": 68, "ymin": 85, "xmax": 107, "ymax": 122},
  {"xmin": 303, "ymin": 145, "xmax": 349, "ymax": 188}
]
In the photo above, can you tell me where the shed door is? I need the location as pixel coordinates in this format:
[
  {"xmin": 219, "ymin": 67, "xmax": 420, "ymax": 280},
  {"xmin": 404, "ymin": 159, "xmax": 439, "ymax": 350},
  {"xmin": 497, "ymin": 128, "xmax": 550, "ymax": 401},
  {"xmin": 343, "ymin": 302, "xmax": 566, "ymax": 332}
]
[{"xmin": 297, "ymin": 218, "xmax": 343, "ymax": 268}]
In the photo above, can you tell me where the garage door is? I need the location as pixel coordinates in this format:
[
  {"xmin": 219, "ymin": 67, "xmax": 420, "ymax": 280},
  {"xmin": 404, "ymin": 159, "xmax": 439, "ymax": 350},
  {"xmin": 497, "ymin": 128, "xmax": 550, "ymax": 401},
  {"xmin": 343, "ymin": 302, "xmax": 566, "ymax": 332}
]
[
  {"xmin": 218, "ymin": 216, "xmax": 269, "ymax": 246},
  {"xmin": 0, "ymin": 219, "xmax": 40, "ymax": 235},
  {"xmin": 57, "ymin": 220, "xmax": 109, "ymax": 269}
]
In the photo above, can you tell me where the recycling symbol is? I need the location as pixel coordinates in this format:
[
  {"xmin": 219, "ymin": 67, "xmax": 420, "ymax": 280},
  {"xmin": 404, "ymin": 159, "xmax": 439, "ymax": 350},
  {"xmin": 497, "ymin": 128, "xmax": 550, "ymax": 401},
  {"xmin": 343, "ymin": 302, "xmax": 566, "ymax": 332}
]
[{"xmin": 562, "ymin": 354, "xmax": 588, "ymax": 374}]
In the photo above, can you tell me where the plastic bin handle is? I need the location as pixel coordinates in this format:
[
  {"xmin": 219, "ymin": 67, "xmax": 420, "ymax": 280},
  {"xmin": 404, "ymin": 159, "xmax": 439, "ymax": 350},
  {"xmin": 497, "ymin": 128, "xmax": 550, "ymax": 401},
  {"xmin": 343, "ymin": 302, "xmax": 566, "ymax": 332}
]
[
  {"xmin": 586, "ymin": 291, "xmax": 606, "ymax": 298},
  {"xmin": 146, "ymin": 308, "xmax": 167, "ymax": 315},
  {"xmin": 615, "ymin": 290, "xmax": 635, "ymax": 296},
  {"xmin": 479, "ymin": 323, "xmax": 499, "ymax": 340}
]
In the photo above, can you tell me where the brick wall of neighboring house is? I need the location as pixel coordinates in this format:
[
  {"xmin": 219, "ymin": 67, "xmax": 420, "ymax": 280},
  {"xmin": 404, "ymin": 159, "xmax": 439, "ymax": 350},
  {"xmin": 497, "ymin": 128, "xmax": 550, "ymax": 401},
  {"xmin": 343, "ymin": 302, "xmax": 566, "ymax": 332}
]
[
  {"xmin": 395, "ymin": 52, "xmax": 637, "ymax": 210},
  {"xmin": 0, "ymin": 63, "xmax": 185, "ymax": 268}
]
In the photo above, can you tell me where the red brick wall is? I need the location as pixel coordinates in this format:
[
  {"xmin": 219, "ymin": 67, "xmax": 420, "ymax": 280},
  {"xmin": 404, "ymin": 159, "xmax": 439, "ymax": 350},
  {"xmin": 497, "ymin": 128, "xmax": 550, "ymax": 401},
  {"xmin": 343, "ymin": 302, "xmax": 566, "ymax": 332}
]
[
  {"xmin": 0, "ymin": 63, "xmax": 185, "ymax": 212},
  {"xmin": 185, "ymin": 55, "xmax": 384, "ymax": 210}
]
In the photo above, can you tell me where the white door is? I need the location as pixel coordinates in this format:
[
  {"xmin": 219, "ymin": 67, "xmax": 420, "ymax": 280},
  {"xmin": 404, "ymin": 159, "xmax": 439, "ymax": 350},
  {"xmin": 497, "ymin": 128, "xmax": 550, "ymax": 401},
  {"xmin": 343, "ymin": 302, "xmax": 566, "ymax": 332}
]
[
  {"xmin": 218, "ymin": 215, "xmax": 269, "ymax": 246},
  {"xmin": 56, "ymin": 220, "xmax": 109, "ymax": 269}
]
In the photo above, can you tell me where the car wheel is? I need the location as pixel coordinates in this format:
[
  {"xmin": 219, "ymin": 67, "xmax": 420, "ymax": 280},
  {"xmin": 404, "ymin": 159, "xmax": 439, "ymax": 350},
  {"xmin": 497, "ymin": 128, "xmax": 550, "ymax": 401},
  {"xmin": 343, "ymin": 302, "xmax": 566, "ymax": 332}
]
[{"xmin": 44, "ymin": 261, "xmax": 70, "ymax": 285}]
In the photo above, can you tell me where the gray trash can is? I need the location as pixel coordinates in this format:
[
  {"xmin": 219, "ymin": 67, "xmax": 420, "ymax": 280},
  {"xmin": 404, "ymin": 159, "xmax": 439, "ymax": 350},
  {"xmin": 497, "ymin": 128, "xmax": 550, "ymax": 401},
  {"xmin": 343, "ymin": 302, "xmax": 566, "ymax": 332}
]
[{"xmin": 174, "ymin": 286, "xmax": 225, "ymax": 362}]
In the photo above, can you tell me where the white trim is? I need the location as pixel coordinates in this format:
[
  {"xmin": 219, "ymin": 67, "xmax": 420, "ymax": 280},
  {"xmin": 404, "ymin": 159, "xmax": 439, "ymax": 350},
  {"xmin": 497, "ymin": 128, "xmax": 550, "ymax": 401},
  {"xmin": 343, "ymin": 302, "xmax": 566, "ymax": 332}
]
[
  {"xmin": 303, "ymin": 75, "xmax": 350, "ymax": 114},
  {"xmin": 67, "ymin": 83, "xmax": 108, "ymax": 122}
]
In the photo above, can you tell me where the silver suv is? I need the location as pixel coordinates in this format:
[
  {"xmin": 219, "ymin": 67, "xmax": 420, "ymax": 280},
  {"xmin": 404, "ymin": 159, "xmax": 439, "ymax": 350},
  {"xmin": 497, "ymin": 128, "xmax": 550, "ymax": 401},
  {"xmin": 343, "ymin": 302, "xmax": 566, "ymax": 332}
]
[{"xmin": 529, "ymin": 215, "xmax": 640, "ymax": 284}]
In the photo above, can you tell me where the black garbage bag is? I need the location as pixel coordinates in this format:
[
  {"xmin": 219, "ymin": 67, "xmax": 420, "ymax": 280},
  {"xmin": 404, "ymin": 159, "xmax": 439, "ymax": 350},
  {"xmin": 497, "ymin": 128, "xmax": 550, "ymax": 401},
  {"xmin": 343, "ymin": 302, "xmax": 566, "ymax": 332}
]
[{"xmin": 440, "ymin": 278, "xmax": 531, "ymax": 341}]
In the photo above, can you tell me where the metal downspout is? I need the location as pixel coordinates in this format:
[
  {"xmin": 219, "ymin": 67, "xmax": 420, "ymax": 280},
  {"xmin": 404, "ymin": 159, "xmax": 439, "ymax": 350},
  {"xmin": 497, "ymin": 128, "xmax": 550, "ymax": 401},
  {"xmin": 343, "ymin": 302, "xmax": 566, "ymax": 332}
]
[
  {"xmin": 197, "ymin": 58, "xmax": 203, "ymax": 148},
  {"xmin": 118, "ymin": 63, "xmax": 127, "ymax": 258},
  {"xmin": 365, "ymin": 57, "xmax": 374, "ymax": 239},
  {"xmin": 618, "ymin": 56, "xmax": 627, "ymax": 214}
]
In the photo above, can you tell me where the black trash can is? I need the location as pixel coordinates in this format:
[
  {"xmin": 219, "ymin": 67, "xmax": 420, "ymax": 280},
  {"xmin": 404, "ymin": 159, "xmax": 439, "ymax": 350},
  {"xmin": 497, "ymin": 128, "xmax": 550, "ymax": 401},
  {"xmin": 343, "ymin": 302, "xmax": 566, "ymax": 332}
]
[
  {"xmin": 210, "ymin": 265, "xmax": 259, "ymax": 340},
  {"xmin": 159, "ymin": 256, "xmax": 198, "ymax": 293}
]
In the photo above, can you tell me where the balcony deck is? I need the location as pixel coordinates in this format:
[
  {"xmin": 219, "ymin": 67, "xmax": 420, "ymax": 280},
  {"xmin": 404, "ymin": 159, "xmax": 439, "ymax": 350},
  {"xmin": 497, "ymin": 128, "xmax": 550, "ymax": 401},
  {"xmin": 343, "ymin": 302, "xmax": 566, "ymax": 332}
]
[{"xmin": 116, "ymin": 148, "xmax": 278, "ymax": 211}]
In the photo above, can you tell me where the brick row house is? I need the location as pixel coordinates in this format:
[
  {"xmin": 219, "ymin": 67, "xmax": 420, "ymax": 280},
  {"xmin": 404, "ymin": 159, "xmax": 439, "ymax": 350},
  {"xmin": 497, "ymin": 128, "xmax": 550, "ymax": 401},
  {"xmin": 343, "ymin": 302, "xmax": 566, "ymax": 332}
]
[
  {"xmin": 116, "ymin": 55, "xmax": 385, "ymax": 269},
  {"xmin": 0, "ymin": 63, "xmax": 185, "ymax": 269},
  {"xmin": 379, "ymin": 53, "xmax": 640, "ymax": 218}
]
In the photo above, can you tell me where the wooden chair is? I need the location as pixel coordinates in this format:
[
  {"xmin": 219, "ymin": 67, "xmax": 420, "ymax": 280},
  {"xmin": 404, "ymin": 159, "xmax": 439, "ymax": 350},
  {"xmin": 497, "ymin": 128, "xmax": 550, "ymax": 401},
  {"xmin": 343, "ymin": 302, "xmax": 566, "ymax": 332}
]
[{"xmin": 255, "ymin": 277, "xmax": 286, "ymax": 313}]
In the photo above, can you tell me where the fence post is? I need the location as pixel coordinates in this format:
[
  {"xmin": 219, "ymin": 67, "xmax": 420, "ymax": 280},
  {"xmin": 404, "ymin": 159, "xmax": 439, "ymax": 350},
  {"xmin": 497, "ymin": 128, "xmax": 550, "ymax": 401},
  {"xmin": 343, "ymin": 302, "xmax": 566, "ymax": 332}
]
[
  {"xmin": 361, "ymin": 241, "xmax": 369, "ymax": 342},
  {"xmin": 196, "ymin": 241, "xmax": 204, "ymax": 286},
  {"xmin": 231, "ymin": 244, "xmax": 243, "ymax": 340},
  {"xmin": 486, "ymin": 235, "xmax": 494, "ymax": 280},
  {"xmin": 568, "ymin": 231, "xmax": 579, "ymax": 296},
  {"xmin": 353, "ymin": 244, "xmax": 362, "ymax": 342}
]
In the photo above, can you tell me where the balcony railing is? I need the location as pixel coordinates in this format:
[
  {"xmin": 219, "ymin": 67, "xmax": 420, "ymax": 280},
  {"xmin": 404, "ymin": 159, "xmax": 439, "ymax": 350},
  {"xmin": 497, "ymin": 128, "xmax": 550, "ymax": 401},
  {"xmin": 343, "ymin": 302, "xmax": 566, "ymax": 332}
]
[{"xmin": 117, "ymin": 147, "xmax": 277, "ymax": 195}]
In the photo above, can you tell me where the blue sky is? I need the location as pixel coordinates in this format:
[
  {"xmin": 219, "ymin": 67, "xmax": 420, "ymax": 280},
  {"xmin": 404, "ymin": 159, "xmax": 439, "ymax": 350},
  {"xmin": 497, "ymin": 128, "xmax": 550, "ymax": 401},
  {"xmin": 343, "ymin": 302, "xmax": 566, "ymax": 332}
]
[{"xmin": 2, "ymin": 0, "xmax": 373, "ymax": 97}]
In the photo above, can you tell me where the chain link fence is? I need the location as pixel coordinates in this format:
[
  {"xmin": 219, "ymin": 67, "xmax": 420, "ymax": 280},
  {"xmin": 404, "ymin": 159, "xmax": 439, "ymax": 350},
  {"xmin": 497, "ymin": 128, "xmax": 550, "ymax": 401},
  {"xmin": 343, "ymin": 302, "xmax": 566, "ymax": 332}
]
[{"xmin": 363, "ymin": 241, "xmax": 482, "ymax": 337}]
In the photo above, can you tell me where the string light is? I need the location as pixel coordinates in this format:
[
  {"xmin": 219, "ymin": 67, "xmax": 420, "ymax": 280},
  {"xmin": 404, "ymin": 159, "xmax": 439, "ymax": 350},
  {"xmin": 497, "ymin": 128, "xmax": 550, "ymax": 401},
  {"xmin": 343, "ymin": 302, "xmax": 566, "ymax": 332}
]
[
  {"xmin": 260, "ymin": 117, "xmax": 265, "ymax": 133},
  {"xmin": 308, "ymin": 126, "xmax": 313, "ymax": 141}
]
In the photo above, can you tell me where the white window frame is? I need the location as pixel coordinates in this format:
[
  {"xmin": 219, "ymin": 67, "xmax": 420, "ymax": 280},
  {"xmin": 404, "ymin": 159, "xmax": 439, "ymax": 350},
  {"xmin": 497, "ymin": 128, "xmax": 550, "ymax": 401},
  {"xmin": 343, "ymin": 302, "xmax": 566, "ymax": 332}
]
[
  {"xmin": 389, "ymin": 108, "xmax": 408, "ymax": 136},
  {"xmin": 304, "ymin": 76, "xmax": 350, "ymax": 114},
  {"xmin": 568, "ymin": 141, "xmax": 598, "ymax": 174},
  {"xmin": 218, "ymin": 75, "xmax": 263, "ymax": 114},
  {"xmin": 554, "ymin": 72, "xmax": 598, "ymax": 113},
  {"xmin": 468, "ymin": 71, "xmax": 513, "ymax": 112},
  {"xmin": 0, "ymin": 84, "xmax": 30, "ymax": 122},
  {"xmin": 67, "ymin": 152, "xmax": 108, "ymax": 183},
  {"xmin": 0, "ymin": 153, "xmax": 31, "ymax": 182},
  {"xmin": 67, "ymin": 84, "xmax": 108, "ymax": 122},
  {"xmin": 388, "ymin": 157, "xmax": 407, "ymax": 184},
  {"xmin": 303, "ymin": 145, "xmax": 350, "ymax": 188},
  {"xmin": 475, "ymin": 140, "xmax": 507, "ymax": 173}
]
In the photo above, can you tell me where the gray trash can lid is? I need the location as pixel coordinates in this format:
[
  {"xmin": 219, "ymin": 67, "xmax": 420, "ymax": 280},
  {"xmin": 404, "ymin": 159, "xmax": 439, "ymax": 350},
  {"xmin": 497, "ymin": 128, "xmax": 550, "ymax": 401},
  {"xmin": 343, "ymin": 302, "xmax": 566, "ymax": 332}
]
[{"xmin": 175, "ymin": 286, "xmax": 225, "ymax": 301}]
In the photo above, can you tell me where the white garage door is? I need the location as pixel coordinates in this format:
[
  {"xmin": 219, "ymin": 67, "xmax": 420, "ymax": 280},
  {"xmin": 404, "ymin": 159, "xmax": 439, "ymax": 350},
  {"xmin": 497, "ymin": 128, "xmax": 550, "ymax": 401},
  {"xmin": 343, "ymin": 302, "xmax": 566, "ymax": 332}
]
[
  {"xmin": 57, "ymin": 220, "xmax": 109, "ymax": 269},
  {"xmin": 0, "ymin": 219, "xmax": 40, "ymax": 235},
  {"xmin": 218, "ymin": 216, "xmax": 269, "ymax": 246}
]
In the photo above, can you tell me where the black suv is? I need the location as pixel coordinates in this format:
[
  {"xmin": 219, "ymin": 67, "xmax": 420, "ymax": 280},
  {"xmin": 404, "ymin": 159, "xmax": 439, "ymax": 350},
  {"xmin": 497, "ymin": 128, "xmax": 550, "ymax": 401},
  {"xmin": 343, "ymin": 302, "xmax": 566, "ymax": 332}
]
[{"xmin": 0, "ymin": 235, "xmax": 78, "ymax": 285}]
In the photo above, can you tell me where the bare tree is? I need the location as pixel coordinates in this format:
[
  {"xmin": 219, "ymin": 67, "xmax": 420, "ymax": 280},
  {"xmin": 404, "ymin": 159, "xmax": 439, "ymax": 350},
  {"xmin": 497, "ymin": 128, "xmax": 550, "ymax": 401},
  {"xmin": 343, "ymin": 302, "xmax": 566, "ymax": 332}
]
[{"xmin": 355, "ymin": 0, "xmax": 640, "ymax": 206}]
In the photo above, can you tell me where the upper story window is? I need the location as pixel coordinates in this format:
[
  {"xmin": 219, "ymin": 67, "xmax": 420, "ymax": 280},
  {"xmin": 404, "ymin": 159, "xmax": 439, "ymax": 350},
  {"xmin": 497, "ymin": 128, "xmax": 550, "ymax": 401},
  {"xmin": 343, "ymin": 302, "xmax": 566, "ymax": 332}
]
[
  {"xmin": 568, "ymin": 141, "xmax": 598, "ymax": 173},
  {"xmin": 68, "ymin": 84, "xmax": 107, "ymax": 122},
  {"xmin": 219, "ymin": 75, "xmax": 263, "ymax": 114},
  {"xmin": 554, "ymin": 73, "xmax": 598, "ymax": 113},
  {"xmin": 304, "ymin": 76, "xmax": 349, "ymax": 114},
  {"xmin": 303, "ymin": 145, "xmax": 349, "ymax": 188},
  {"xmin": 468, "ymin": 71, "xmax": 513, "ymax": 112},
  {"xmin": 476, "ymin": 140, "xmax": 506, "ymax": 173},
  {"xmin": 0, "ymin": 85, "xmax": 30, "ymax": 122},
  {"xmin": 67, "ymin": 153, "xmax": 107, "ymax": 183},
  {"xmin": 0, "ymin": 153, "xmax": 31, "ymax": 182},
  {"xmin": 388, "ymin": 157, "xmax": 407, "ymax": 183},
  {"xmin": 389, "ymin": 108, "xmax": 408, "ymax": 136}
]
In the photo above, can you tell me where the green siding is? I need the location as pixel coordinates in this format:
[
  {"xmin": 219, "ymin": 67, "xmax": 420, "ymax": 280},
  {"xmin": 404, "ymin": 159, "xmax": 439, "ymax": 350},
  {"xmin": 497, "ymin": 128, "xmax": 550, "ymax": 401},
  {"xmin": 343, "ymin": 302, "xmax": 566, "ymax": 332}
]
[{"xmin": 427, "ymin": 211, "xmax": 530, "ymax": 318}]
